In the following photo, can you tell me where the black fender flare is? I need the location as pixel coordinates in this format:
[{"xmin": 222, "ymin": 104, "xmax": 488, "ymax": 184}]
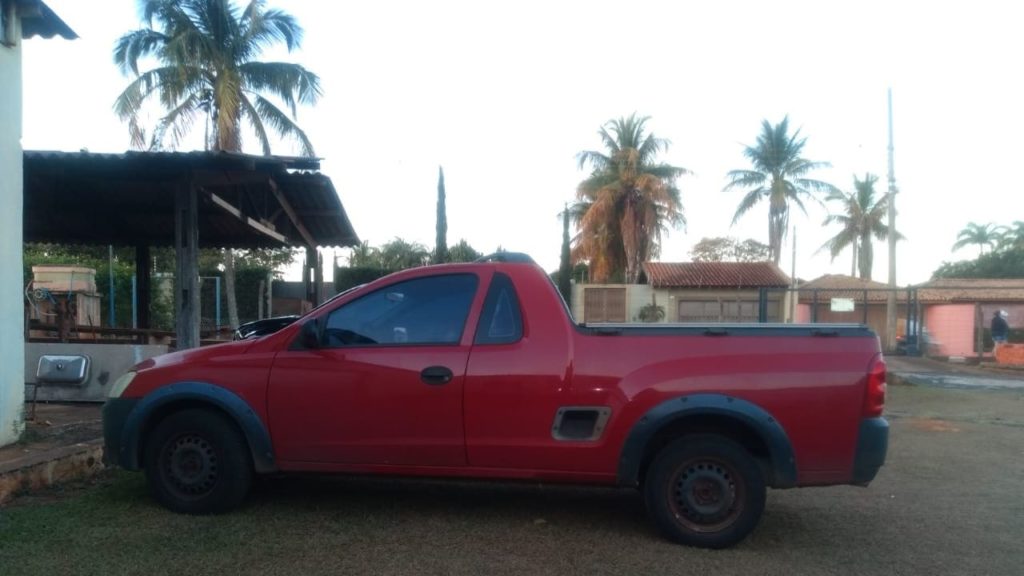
[
  {"xmin": 617, "ymin": 393, "xmax": 797, "ymax": 488},
  {"xmin": 118, "ymin": 382, "xmax": 276, "ymax": 473}
]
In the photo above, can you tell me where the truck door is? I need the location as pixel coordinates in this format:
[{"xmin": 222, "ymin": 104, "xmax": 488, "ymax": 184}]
[
  {"xmin": 268, "ymin": 273, "xmax": 482, "ymax": 467},
  {"xmin": 464, "ymin": 271, "xmax": 588, "ymax": 471}
]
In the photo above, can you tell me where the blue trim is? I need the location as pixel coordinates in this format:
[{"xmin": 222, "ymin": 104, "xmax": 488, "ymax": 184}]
[
  {"xmin": 617, "ymin": 393, "xmax": 797, "ymax": 488},
  {"xmin": 851, "ymin": 417, "xmax": 888, "ymax": 485},
  {"xmin": 117, "ymin": 382, "xmax": 276, "ymax": 473}
]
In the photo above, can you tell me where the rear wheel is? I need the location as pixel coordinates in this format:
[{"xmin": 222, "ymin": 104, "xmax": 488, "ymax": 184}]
[
  {"xmin": 144, "ymin": 408, "xmax": 253, "ymax": 514},
  {"xmin": 644, "ymin": 435, "xmax": 766, "ymax": 549}
]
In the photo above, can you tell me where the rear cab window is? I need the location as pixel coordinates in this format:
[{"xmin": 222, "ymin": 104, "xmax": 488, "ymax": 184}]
[{"xmin": 474, "ymin": 272, "xmax": 523, "ymax": 345}]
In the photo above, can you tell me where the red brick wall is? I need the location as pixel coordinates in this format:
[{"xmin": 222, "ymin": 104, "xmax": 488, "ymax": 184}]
[
  {"xmin": 995, "ymin": 343, "xmax": 1024, "ymax": 365},
  {"xmin": 924, "ymin": 304, "xmax": 976, "ymax": 357}
]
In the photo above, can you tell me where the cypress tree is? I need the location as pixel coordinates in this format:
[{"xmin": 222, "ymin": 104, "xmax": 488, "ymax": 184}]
[
  {"xmin": 434, "ymin": 166, "xmax": 448, "ymax": 264},
  {"xmin": 558, "ymin": 205, "xmax": 572, "ymax": 304}
]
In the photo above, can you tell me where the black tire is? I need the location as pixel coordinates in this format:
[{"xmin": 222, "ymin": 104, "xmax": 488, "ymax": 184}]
[
  {"xmin": 644, "ymin": 434, "xmax": 766, "ymax": 549},
  {"xmin": 144, "ymin": 408, "xmax": 253, "ymax": 514}
]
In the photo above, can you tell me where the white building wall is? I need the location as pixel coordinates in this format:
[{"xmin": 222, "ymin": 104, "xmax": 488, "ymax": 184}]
[
  {"xmin": 570, "ymin": 283, "xmax": 662, "ymax": 323},
  {"xmin": 571, "ymin": 284, "xmax": 788, "ymax": 324},
  {"xmin": 0, "ymin": 10, "xmax": 24, "ymax": 445}
]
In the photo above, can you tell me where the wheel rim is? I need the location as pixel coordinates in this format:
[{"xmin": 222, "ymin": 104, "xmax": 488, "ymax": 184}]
[
  {"xmin": 666, "ymin": 457, "xmax": 745, "ymax": 533},
  {"xmin": 160, "ymin": 433, "xmax": 219, "ymax": 499}
]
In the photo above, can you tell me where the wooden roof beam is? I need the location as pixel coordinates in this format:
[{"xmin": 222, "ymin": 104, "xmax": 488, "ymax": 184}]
[
  {"xmin": 268, "ymin": 177, "xmax": 317, "ymax": 248},
  {"xmin": 205, "ymin": 189, "xmax": 287, "ymax": 245}
]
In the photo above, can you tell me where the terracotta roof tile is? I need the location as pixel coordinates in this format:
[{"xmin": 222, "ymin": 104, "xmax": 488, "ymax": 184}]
[
  {"xmin": 915, "ymin": 278, "xmax": 1024, "ymax": 303},
  {"xmin": 642, "ymin": 262, "xmax": 790, "ymax": 288},
  {"xmin": 796, "ymin": 274, "xmax": 910, "ymax": 303}
]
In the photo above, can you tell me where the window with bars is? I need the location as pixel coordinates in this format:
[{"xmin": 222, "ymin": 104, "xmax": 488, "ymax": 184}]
[
  {"xmin": 677, "ymin": 298, "xmax": 764, "ymax": 322},
  {"xmin": 583, "ymin": 287, "xmax": 626, "ymax": 323}
]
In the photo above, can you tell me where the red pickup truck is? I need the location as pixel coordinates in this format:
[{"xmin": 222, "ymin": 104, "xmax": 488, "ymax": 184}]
[{"xmin": 103, "ymin": 254, "xmax": 888, "ymax": 548}]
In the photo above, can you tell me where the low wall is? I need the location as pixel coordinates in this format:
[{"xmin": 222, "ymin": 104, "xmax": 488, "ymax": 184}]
[
  {"xmin": 995, "ymin": 343, "xmax": 1024, "ymax": 365},
  {"xmin": 25, "ymin": 343, "xmax": 169, "ymax": 402}
]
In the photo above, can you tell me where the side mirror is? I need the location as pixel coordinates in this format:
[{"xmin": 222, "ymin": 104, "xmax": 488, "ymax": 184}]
[{"xmin": 300, "ymin": 320, "xmax": 320, "ymax": 349}]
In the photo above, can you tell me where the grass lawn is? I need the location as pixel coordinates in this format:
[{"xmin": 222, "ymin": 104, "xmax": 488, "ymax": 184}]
[
  {"xmin": 2, "ymin": 386, "xmax": 1023, "ymax": 576},
  {"xmin": 0, "ymin": 470, "xmax": 652, "ymax": 576}
]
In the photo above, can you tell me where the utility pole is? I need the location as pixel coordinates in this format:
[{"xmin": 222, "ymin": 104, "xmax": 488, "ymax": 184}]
[
  {"xmin": 789, "ymin": 226, "xmax": 797, "ymax": 323},
  {"xmin": 885, "ymin": 88, "xmax": 898, "ymax": 352}
]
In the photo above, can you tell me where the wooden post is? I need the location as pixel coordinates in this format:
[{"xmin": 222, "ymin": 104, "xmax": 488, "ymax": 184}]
[
  {"xmin": 175, "ymin": 179, "xmax": 200, "ymax": 349},
  {"xmin": 303, "ymin": 245, "xmax": 315, "ymax": 307},
  {"xmin": 135, "ymin": 244, "xmax": 151, "ymax": 329},
  {"xmin": 975, "ymin": 303, "xmax": 984, "ymax": 361},
  {"xmin": 257, "ymin": 279, "xmax": 265, "ymax": 320},
  {"xmin": 314, "ymin": 248, "xmax": 324, "ymax": 306}
]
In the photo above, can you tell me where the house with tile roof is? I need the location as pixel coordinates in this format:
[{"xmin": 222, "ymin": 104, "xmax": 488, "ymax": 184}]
[{"xmin": 570, "ymin": 261, "xmax": 791, "ymax": 324}]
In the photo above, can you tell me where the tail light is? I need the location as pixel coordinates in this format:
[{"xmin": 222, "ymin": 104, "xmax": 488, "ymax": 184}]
[{"xmin": 863, "ymin": 354, "xmax": 887, "ymax": 417}]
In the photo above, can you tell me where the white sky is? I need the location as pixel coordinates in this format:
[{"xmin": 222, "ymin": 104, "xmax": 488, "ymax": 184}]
[{"xmin": 20, "ymin": 0, "xmax": 1024, "ymax": 284}]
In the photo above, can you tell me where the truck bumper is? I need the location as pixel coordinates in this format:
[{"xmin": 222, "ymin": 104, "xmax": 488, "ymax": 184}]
[
  {"xmin": 102, "ymin": 398, "xmax": 140, "ymax": 469},
  {"xmin": 851, "ymin": 417, "xmax": 888, "ymax": 486}
]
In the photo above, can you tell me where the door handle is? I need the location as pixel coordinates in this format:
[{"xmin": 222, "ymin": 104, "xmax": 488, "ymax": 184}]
[{"xmin": 420, "ymin": 366, "xmax": 453, "ymax": 385}]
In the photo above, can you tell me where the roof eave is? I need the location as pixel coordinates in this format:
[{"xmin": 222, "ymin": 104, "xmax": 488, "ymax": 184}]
[{"xmin": 18, "ymin": 0, "xmax": 78, "ymax": 40}]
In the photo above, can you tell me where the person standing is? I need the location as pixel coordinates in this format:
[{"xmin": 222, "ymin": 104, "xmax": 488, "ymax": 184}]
[{"xmin": 991, "ymin": 310, "xmax": 1010, "ymax": 345}]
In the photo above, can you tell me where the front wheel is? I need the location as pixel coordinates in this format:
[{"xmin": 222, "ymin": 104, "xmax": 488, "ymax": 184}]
[
  {"xmin": 144, "ymin": 408, "xmax": 253, "ymax": 514},
  {"xmin": 644, "ymin": 435, "xmax": 766, "ymax": 549}
]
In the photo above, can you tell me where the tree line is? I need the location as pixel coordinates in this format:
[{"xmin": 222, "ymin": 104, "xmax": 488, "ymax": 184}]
[
  {"xmin": 570, "ymin": 114, "xmax": 900, "ymax": 283},
  {"xmin": 934, "ymin": 221, "xmax": 1024, "ymax": 279}
]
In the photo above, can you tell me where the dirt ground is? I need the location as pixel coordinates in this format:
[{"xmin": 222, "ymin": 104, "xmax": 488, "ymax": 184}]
[{"xmin": 2, "ymin": 384, "xmax": 1023, "ymax": 576}]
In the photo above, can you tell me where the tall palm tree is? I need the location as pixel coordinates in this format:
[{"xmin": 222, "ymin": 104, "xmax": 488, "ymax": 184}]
[
  {"xmin": 724, "ymin": 117, "xmax": 838, "ymax": 265},
  {"xmin": 952, "ymin": 222, "xmax": 1003, "ymax": 256},
  {"xmin": 994, "ymin": 221, "xmax": 1024, "ymax": 252},
  {"xmin": 820, "ymin": 174, "xmax": 899, "ymax": 280},
  {"xmin": 573, "ymin": 114, "xmax": 688, "ymax": 283},
  {"xmin": 114, "ymin": 0, "xmax": 322, "ymax": 327},
  {"xmin": 113, "ymin": 0, "xmax": 322, "ymax": 155}
]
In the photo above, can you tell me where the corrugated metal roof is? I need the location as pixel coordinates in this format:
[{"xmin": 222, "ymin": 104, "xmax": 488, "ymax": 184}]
[
  {"xmin": 23, "ymin": 150, "xmax": 358, "ymax": 249},
  {"xmin": 18, "ymin": 1, "xmax": 77, "ymax": 40},
  {"xmin": 642, "ymin": 261, "xmax": 790, "ymax": 288}
]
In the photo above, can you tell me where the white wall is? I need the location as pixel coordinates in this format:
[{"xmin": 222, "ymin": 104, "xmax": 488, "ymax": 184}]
[
  {"xmin": 572, "ymin": 283, "xmax": 788, "ymax": 324},
  {"xmin": 0, "ymin": 10, "xmax": 24, "ymax": 445},
  {"xmin": 570, "ymin": 283, "xmax": 659, "ymax": 323}
]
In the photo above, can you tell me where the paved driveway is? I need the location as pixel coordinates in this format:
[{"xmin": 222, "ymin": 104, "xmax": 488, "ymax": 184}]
[{"xmin": 887, "ymin": 355, "xmax": 1024, "ymax": 390}]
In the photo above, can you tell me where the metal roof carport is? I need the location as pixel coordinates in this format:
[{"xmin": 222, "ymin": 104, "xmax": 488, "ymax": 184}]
[{"xmin": 23, "ymin": 150, "xmax": 360, "ymax": 348}]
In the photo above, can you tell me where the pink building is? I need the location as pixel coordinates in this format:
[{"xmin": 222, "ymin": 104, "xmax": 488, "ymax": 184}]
[{"xmin": 916, "ymin": 279, "xmax": 1024, "ymax": 357}]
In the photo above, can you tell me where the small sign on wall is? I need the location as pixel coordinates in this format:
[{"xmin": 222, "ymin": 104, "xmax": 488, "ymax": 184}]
[{"xmin": 831, "ymin": 298, "xmax": 856, "ymax": 312}]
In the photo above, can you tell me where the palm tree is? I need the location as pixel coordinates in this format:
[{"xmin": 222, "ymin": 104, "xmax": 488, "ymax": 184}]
[
  {"xmin": 378, "ymin": 238, "xmax": 430, "ymax": 270},
  {"xmin": 114, "ymin": 0, "xmax": 322, "ymax": 327},
  {"xmin": 820, "ymin": 174, "xmax": 899, "ymax": 280},
  {"xmin": 995, "ymin": 221, "xmax": 1024, "ymax": 252},
  {"xmin": 724, "ymin": 117, "xmax": 838, "ymax": 265},
  {"xmin": 573, "ymin": 114, "xmax": 688, "ymax": 283},
  {"xmin": 448, "ymin": 239, "xmax": 482, "ymax": 263},
  {"xmin": 347, "ymin": 240, "xmax": 381, "ymax": 268},
  {"xmin": 113, "ymin": 0, "xmax": 322, "ymax": 155},
  {"xmin": 952, "ymin": 222, "xmax": 1003, "ymax": 256}
]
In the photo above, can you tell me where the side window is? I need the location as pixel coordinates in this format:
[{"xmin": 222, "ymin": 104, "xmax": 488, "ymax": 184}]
[
  {"xmin": 323, "ymin": 274, "xmax": 478, "ymax": 347},
  {"xmin": 474, "ymin": 273, "xmax": 523, "ymax": 345}
]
